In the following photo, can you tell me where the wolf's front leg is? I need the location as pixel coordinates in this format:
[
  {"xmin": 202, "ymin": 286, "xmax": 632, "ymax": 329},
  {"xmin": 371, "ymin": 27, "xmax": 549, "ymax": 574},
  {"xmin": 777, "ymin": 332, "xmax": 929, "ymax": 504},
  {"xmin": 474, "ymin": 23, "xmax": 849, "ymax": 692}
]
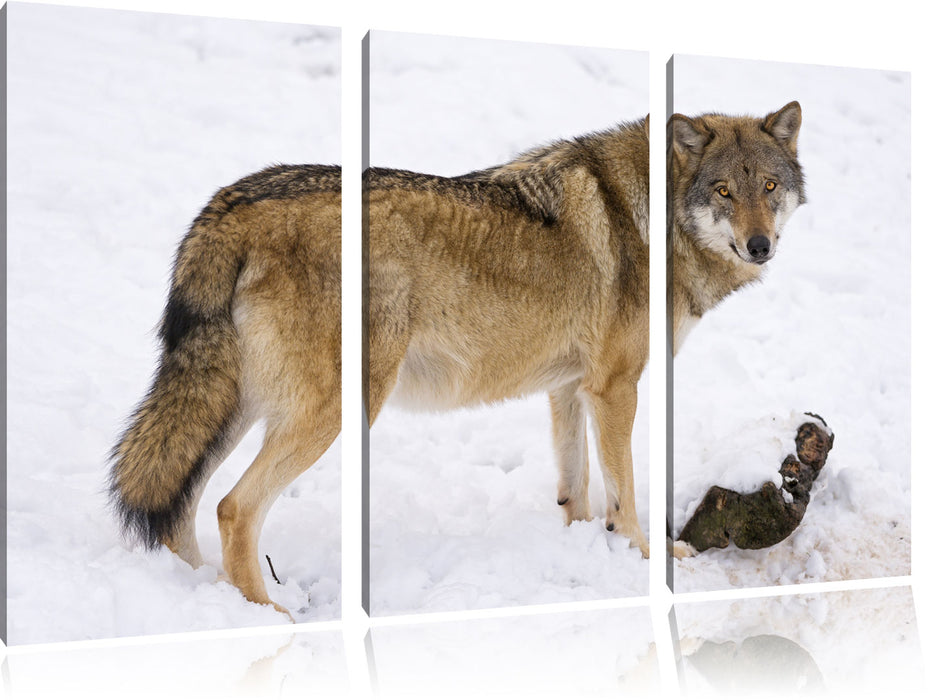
[
  {"xmin": 549, "ymin": 381, "xmax": 592, "ymax": 524},
  {"xmin": 586, "ymin": 377, "xmax": 648, "ymax": 557}
]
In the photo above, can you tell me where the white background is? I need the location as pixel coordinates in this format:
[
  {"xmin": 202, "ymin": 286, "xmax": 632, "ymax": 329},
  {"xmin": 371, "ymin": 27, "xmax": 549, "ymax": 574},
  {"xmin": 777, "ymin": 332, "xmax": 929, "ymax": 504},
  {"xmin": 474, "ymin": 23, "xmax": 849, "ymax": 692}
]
[{"xmin": 3, "ymin": 0, "xmax": 933, "ymax": 698}]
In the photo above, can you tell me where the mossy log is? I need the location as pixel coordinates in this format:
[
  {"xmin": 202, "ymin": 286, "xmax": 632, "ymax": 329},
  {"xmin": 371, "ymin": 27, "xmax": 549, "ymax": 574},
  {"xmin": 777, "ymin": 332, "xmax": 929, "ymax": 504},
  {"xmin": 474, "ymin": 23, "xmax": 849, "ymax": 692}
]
[{"xmin": 676, "ymin": 416, "xmax": 834, "ymax": 553}]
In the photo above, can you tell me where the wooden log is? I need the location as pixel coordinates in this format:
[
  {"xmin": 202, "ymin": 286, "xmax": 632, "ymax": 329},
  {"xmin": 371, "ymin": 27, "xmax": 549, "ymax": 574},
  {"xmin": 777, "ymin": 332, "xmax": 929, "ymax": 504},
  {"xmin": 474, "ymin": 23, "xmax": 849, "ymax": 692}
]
[
  {"xmin": 795, "ymin": 416, "xmax": 834, "ymax": 471},
  {"xmin": 675, "ymin": 417, "xmax": 833, "ymax": 554}
]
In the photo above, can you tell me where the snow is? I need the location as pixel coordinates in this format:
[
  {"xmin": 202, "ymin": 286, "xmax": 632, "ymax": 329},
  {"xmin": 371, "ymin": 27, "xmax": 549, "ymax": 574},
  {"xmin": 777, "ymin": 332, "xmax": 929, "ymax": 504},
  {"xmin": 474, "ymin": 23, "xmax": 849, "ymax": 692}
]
[
  {"xmin": 670, "ymin": 55, "xmax": 911, "ymax": 592},
  {"xmin": 365, "ymin": 31, "xmax": 651, "ymax": 615},
  {"xmin": 5, "ymin": 4, "xmax": 341, "ymax": 644}
]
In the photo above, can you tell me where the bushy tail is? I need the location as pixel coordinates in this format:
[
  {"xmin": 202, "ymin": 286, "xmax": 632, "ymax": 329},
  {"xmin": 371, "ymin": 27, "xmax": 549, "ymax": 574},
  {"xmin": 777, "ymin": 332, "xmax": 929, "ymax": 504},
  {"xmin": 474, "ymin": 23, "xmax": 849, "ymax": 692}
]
[{"xmin": 109, "ymin": 187, "xmax": 248, "ymax": 549}]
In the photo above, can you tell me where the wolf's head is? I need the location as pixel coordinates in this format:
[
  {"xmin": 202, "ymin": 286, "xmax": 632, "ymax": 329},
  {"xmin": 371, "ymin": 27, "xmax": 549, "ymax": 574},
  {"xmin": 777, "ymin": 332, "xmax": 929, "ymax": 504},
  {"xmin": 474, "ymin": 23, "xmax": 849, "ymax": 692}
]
[{"xmin": 668, "ymin": 101, "xmax": 805, "ymax": 266}]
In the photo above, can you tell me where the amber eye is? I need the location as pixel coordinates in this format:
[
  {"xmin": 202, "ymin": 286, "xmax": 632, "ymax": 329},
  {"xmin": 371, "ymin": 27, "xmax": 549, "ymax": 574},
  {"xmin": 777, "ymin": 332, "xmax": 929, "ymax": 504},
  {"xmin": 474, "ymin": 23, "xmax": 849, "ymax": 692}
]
[
  {"xmin": 716, "ymin": 186, "xmax": 730, "ymax": 197},
  {"xmin": 765, "ymin": 180, "xmax": 777, "ymax": 192}
]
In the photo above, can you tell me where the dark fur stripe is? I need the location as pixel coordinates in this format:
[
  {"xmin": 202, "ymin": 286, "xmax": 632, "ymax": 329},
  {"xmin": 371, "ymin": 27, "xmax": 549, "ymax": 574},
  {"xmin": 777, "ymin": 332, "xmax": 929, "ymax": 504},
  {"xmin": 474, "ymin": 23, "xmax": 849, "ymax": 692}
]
[
  {"xmin": 161, "ymin": 293, "xmax": 208, "ymax": 355},
  {"xmin": 365, "ymin": 166, "xmax": 563, "ymax": 226},
  {"xmin": 109, "ymin": 405, "xmax": 235, "ymax": 549},
  {"xmin": 203, "ymin": 164, "xmax": 341, "ymax": 217},
  {"xmin": 366, "ymin": 121, "xmax": 646, "ymax": 230}
]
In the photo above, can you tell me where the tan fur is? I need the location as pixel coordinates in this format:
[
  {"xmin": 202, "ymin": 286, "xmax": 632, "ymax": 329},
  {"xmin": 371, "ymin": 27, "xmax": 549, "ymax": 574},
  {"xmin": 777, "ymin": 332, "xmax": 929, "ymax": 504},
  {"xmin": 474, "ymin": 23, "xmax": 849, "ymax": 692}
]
[
  {"xmin": 110, "ymin": 107, "xmax": 804, "ymax": 607},
  {"xmin": 110, "ymin": 165, "xmax": 341, "ymax": 613},
  {"xmin": 366, "ymin": 119, "xmax": 651, "ymax": 554},
  {"xmin": 667, "ymin": 102, "xmax": 805, "ymax": 353},
  {"xmin": 666, "ymin": 103, "xmax": 805, "ymax": 557},
  {"xmin": 112, "ymin": 119, "xmax": 653, "ymax": 614}
]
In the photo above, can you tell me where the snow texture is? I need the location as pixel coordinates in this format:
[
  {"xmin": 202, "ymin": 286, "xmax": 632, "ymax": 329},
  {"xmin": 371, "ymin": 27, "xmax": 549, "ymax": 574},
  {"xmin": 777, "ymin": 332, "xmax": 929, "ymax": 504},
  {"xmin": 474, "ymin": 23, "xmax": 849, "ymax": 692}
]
[
  {"xmin": 671, "ymin": 56, "xmax": 911, "ymax": 591},
  {"xmin": 5, "ymin": 4, "xmax": 341, "ymax": 644},
  {"xmin": 366, "ymin": 31, "xmax": 651, "ymax": 615}
]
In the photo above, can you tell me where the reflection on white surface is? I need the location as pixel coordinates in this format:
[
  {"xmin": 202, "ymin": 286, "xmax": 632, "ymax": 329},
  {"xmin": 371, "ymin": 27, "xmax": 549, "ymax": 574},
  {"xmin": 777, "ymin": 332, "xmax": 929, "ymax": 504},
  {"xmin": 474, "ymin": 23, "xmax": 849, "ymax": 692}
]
[
  {"xmin": 369, "ymin": 606, "xmax": 659, "ymax": 699},
  {"xmin": 3, "ymin": 628, "xmax": 348, "ymax": 699},
  {"xmin": 3, "ymin": 587, "xmax": 921, "ymax": 698},
  {"xmin": 673, "ymin": 586, "xmax": 922, "ymax": 696}
]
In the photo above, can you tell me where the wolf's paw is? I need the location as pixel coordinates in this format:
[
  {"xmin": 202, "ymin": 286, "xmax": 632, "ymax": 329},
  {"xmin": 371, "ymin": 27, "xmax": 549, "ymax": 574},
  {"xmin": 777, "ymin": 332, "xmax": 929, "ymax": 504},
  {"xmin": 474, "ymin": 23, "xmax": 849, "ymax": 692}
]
[
  {"xmin": 632, "ymin": 535, "xmax": 650, "ymax": 559},
  {"xmin": 271, "ymin": 601, "xmax": 295, "ymax": 623},
  {"xmin": 559, "ymin": 496, "xmax": 593, "ymax": 525},
  {"xmin": 217, "ymin": 572, "xmax": 295, "ymax": 621},
  {"xmin": 248, "ymin": 593, "xmax": 295, "ymax": 622},
  {"xmin": 606, "ymin": 517, "xmax": 649, "ymax": 558},
  {"xmin": 669, "ymin": 539, "xmax": 698, "ymax": 559}
]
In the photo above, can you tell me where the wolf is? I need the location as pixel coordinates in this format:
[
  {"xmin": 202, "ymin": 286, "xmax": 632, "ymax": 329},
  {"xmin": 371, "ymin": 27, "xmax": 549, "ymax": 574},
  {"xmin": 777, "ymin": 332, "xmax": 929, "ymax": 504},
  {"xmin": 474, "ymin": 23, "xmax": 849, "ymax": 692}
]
[
  {"xmin": 110, "ymin": 118, "xmax": 652, "ymax": 615},
  {"xmin": 366, "ymin": 118, "xmax": 650, "ymax": 556},
  {"xmin": 667, "ymin": 101, "xmax": 806, "ymax": 557},
  {"xmin": 109, "ymin": 164, "xmax": 341, "ymax": 614},
  {"xmin": 668, "ymin": 101, "xmax": 805, "ymax": 353}
]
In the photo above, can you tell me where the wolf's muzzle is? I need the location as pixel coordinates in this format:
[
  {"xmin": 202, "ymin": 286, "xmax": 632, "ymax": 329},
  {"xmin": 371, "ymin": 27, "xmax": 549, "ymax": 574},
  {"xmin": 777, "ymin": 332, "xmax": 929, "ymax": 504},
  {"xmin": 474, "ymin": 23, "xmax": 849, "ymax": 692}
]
[{"xmin": 747, "ymin": 235, "xmax": 771, "ymax": 263}]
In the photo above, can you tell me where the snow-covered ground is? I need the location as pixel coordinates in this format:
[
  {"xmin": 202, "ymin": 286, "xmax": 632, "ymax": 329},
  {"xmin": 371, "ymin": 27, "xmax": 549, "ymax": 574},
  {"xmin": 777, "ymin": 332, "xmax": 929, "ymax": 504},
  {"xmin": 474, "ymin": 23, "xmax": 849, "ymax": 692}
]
[
  {"xmin": 366, "ymin": 31, "xmax": 651, "ymax": 614},
  {"xmin": 5, "ymin": 4, "xmax": 341, "ymax": 644},
  {"xmin": 670, "ymin": 56, "xmax": 911, "ymax": 592}
]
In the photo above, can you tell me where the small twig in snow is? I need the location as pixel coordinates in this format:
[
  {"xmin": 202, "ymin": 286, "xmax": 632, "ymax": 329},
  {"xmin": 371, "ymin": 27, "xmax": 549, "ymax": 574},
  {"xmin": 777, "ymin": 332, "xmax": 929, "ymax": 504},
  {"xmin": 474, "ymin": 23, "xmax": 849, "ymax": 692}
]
[{"xmin": 265, "ymin": 554, "xmax": 282, "ymax": 585}]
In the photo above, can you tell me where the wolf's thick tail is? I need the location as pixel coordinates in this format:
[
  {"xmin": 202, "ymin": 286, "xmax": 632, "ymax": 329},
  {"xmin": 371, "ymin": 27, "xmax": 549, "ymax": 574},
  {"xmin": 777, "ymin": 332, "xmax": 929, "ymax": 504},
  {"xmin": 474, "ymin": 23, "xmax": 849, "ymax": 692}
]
[{"xmin": 109, "ymin": 187, "xmax": 249, "ymax": 550}]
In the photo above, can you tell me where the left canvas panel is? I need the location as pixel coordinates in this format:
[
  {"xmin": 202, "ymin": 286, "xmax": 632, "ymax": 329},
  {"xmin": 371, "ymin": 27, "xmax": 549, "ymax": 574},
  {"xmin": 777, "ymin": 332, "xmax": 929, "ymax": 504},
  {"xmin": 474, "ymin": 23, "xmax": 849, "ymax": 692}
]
[{"xmin": 4, "ymin": 2, "xmax": 341, "ymax": 644}]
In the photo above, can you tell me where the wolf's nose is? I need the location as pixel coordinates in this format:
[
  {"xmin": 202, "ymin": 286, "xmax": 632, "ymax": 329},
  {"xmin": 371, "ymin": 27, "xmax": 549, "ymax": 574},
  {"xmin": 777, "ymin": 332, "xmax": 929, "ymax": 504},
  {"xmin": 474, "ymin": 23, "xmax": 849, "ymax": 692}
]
[{"xmin": 747, "ymin": 235, "xmax": 771, "ymax": 260}]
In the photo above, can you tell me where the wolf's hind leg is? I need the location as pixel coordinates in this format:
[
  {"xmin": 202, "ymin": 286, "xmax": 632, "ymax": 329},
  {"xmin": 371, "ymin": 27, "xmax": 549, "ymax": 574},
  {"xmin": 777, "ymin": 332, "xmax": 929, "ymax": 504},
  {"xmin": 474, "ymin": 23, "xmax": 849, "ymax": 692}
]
[
  {"xmin": 549, "ymin": 381, "xmax": 592, "ymax": 524},
  {"xmin": 216, "ymin": 401, "xmax": 339, "ymax": 614}
]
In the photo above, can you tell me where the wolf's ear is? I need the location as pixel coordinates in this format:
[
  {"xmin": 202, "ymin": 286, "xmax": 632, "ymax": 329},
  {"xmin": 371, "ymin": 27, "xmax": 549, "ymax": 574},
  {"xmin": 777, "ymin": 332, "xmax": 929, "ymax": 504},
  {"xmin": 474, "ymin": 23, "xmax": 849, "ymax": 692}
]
[
  {"xmin": 763, "ymin": 101, "xmax": 802, "ymax": 154},
  {"xmin": 668, "ymin": 114, "xmax": 710, "ymax": 157}
]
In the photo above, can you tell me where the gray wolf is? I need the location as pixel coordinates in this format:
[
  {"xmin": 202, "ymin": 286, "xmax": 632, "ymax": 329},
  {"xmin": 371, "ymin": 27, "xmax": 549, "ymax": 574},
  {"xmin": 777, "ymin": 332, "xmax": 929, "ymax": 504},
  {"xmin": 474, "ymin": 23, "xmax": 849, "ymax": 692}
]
[
  {"xmin": 366, "ymin": 119, "xmax": 650, "ymax": 558},
  {"xmin": 110, "ymin": 164, "xmax": 341, "ymax": 614},
  {"xmin": 667, "ymin": 101, "xmax": 806, "ymax": 558},
  {"xmin": 110, "ymin": 118, "xmax": 653, "ymax": 615},
  {"xmin": 668, "ymin": 101, "xmax": 805, "ymax": 354}
]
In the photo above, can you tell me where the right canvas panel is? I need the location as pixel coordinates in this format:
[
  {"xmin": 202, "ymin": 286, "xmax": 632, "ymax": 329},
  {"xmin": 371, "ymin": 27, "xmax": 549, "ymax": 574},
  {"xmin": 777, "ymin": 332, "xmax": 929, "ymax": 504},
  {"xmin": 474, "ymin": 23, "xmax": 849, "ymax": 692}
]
[{"xmin": 667, "ymin": 55, "xmax": 911, "ymax": 592}]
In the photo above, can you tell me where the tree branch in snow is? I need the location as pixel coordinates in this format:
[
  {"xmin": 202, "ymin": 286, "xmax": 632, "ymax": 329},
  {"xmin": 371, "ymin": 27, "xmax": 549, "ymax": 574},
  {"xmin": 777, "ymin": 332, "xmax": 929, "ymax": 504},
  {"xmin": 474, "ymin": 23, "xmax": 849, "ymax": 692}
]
[{"xmin": 675, "ymin": 416, "xmax": 834, "ymax": 554}]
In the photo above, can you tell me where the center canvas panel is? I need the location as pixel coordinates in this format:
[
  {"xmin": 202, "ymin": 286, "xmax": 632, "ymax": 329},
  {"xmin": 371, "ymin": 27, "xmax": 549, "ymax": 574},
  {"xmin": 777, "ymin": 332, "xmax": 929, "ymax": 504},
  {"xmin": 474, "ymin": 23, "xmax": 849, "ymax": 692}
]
[{"xmin": 364, "ymin": 31, "xmax": 650, "ymax": 615}]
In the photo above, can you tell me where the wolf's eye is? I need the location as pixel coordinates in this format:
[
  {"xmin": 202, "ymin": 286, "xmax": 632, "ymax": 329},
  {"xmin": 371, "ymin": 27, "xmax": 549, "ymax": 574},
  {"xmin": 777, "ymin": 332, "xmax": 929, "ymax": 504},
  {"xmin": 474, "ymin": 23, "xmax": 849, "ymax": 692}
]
[
  {"xmin": 765, "ymin": 180, "xmax": 777, "ymax": 192},
  {"xmin": 716, "ymin": 186, "xmax": 730, "ymax": 197}
]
